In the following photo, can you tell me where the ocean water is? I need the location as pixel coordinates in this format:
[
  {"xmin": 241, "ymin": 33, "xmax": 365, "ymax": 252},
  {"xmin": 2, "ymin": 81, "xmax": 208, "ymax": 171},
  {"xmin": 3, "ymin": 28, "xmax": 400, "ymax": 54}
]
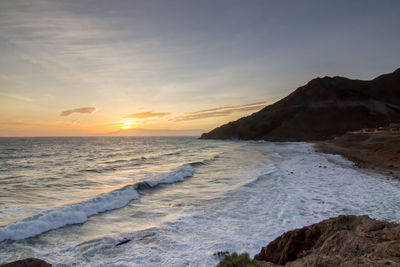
[{"xmin": 0, "ymin": 137, "xmax": 399, "ymax": 266}]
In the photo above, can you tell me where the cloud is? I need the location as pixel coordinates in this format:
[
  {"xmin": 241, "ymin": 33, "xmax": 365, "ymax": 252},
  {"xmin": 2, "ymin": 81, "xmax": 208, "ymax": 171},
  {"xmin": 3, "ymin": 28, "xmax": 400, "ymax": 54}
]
[
  {"xmin": 0, "ymin": 92, "xmax": 33, "ymax": 102},
  {"xmin": 60, "ymin": 107, "xmax": 96, "ymax": 116},
  {"xmin": 173, "ymin": 101, "xmax": 268, "ymax": 121},
  {"xmin": 123, "ymin": 111, "xmax": 170, "ymax": 119}
]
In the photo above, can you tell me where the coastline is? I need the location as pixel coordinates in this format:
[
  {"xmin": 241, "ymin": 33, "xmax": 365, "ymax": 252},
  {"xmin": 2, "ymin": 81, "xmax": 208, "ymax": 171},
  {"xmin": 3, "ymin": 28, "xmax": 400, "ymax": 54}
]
[
  {"xmin": 252, "ymin": 215, "xmax": 400, "ymax": 266},
  {"xmin": 218, "ymin": 135, "xmax": 400, "ymax": 266},
  {"xmin": 316, "ymin": 133, "xmax": 400, "ymax": 180},
  {"xmin": 6, "ymin": 215, "xmax": 400, "ymax": 266},
  {"xmin": 2, "ymin": 138, "xmax": 400, "ymax": 266}
]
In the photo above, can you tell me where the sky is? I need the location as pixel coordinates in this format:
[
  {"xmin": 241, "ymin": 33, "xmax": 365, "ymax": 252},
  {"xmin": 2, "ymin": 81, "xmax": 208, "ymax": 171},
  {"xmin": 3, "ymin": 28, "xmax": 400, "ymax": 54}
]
[{"xmin": 0, "ymin": 0, "xmax": 400, "ymax": 136}]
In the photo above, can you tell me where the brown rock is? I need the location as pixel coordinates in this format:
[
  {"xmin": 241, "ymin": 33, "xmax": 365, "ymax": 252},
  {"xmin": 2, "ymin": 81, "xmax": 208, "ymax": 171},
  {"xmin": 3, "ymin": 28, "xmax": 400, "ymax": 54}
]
[
  {"xmin": 0, "ymin": 258, "xmax": 51, "ymax": 267},
  {"xmin": 254, "ymin": 215, "xmax": 400, "ymax": 266}
]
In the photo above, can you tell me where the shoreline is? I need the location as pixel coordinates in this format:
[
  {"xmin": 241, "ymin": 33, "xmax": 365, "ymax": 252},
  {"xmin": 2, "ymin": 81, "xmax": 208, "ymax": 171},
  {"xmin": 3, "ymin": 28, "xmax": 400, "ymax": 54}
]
[
  {"xmin": 2, "ymin": 138, "xmax": 400, "ymax": 266},
  {"xmin": 316, "ymin": 133, "xmax": 400, "ymax": 180}
]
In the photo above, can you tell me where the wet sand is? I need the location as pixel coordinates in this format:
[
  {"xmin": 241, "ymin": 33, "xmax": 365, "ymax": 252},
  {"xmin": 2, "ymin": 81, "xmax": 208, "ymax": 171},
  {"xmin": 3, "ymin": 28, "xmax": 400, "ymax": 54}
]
[{"xmin": 317, "ymin": 132, "xmax": 400, "ymax": 179}]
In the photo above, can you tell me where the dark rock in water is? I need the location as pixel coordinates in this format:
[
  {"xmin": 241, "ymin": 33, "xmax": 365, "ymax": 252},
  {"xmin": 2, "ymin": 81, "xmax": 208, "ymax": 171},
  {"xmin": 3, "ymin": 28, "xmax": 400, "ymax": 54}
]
[
  {"xmin": 0, "ymin": 258, "xmax": 51, "ymax": 267},
  {"xmin": 213, "ymin": 251, "xmax": 230, "ymax": 257},
  {"xmin": 254, "ymin": 215, "xmax": 400, "ymax": 266},
  {"xmin": 134, "ymin": 181, "xmax": 151, "ymax": 190},
  {"xmin": 201, "ymin": 67, "xmax": 400, "ymax": 141},
  {"xmin": 115, "ymin": 239, "xmax": 131, "ymax": 247}
]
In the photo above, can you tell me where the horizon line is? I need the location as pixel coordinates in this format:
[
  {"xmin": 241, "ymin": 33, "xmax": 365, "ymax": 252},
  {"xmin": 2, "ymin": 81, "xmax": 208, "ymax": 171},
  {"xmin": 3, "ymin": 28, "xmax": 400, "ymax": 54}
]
[{"xmin": 0, "ymin": 135, "xmax": 203, "ymax": 138}]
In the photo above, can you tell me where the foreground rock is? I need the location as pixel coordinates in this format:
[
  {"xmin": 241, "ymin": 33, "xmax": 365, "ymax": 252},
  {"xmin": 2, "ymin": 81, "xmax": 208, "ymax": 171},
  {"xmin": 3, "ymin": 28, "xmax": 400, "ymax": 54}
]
[
  {"xmin": 201, "ymin": 67, "xmax": 400, "ymax": 141},
  {"xmin": 0, "ymin": 258, "xmax": 51, "ymax": 267},
  {"xmin": 253, "ymin": 215, "xmax": 400, "ymax": 266}
]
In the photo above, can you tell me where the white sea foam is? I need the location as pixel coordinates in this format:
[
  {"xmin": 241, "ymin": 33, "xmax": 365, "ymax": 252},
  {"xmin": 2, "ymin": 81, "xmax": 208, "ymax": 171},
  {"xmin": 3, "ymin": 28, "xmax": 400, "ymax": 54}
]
[
  {"xmin": 0, "ymin": 185, "xmax": 140, "ymax": 242},
  {"xmin": 145, "ymin": 164, "xmax": 195, "ymax": 187}
]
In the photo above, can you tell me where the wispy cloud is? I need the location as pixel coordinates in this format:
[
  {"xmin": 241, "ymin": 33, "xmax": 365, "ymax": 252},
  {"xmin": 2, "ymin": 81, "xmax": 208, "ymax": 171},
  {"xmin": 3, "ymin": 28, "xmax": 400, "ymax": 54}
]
[
  {"xmin": 60, "ymin": 107, "xmax": 96, "ymax": 116},
  {"xmin": 173, "ymin": 101, "xmax": 268, "ymax": 121},
  {"xmin": 0, "ymin": 92, "xmax": 32, "ymax": 102},
  {"xmin": 124, "ymin": 111, "xmax": 170, "ymax": 119}
]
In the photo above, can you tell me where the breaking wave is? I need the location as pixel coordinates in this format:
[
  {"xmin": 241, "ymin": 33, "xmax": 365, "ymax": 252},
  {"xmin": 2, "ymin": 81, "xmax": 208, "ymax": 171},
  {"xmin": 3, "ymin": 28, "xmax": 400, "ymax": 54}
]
[{"xmin": 0, "ymin": 155, "xmax": 221, "ymax": 242}]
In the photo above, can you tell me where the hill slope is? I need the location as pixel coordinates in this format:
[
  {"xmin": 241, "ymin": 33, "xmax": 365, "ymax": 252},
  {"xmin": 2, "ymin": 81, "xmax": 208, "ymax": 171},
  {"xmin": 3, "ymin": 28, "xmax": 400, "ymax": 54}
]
[{"xmin": 200, "ymin": 68, "xmax": 400, "ymax": 141}]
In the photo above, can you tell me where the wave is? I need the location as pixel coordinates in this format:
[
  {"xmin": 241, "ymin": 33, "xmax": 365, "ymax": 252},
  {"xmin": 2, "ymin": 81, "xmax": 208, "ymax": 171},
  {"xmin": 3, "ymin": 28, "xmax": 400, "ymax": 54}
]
[
  {"xmin": 81, "ymin": 150, "xmax": 185, "ymax": 173},
  {"xmin": 145, "ymin": 164, "xmax": 195, "ymax": 187},
  {"xmin": 0, "ymin": 161, "xmax": 204, "ymax": 242},
  {"xmin": 0, "ymin": 185, "xmax": 140, "ymax": 242},
  {"xmin": 103, "ymin": 156, "xmax": 147, "ymax": 165},
  {"xmin": 102, "ymin": 149, "xmax": 183, "ymax": 163},
  {"xmin": 136, "ymin": 154, "xmax": 222, "ymax": 188},
  {"xmin": 164, "ymin": 151, "xmax": 181, "ymax": 156},
  {"xmin": 190, "ymin": 155, "xmax": 220, "ymax": 167},
  {"xmin": 0, "ymin": 153, "xmax": 221, "ymax": 242}
]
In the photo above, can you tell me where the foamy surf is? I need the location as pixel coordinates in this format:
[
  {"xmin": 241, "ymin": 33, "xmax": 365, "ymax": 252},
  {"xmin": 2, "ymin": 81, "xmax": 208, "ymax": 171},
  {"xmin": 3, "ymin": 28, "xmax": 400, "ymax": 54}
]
[
  {"xmin": 0, "ymin": 186, "xmax": 140, "ymax": 242},
  {"xmin": 0, "ymin": 163, "xmax": 199, "ymax": 242}
]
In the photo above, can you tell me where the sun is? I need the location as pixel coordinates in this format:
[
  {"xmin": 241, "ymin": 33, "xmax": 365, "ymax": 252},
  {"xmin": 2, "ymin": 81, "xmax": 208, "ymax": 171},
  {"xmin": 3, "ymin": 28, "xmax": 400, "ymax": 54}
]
[
  {"xmin": 122, "ymin": 121, "xmax": 132, "ymax": 129},
  {"xmin": 120, "ymin": 119, "xmax": 136, "ymax": 130}
]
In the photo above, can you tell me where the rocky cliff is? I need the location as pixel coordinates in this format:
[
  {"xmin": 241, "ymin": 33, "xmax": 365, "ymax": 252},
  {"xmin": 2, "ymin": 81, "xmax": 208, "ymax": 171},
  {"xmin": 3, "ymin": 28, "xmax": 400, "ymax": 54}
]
[{"xmin": 201, "ymin": 68, "xmax": 400, "ymax": 141}]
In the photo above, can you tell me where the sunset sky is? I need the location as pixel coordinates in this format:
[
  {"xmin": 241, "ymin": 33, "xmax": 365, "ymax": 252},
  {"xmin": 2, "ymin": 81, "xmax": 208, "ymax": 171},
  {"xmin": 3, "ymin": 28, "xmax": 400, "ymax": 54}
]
[{"xmin": 1, "ymin": 0, "xmax": 400, "ymax": 136}]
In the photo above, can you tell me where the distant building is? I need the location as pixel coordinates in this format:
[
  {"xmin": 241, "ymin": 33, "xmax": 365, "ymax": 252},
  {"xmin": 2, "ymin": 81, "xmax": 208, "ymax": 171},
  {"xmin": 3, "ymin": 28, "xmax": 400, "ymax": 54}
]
[
  {"xmin": 389, "ymin": 123, "xmax": 400, "ymax": 132},
  {"xmin": 356, "ymin": 124, "xmax": 400, "ymax": 134},
  {"xmin": 376, "ymin": 127, "xmax": 389, "ymax": 132},
  {"xmin": 361, "ymin": 128, "xmax": 374, "ymax": 133}
]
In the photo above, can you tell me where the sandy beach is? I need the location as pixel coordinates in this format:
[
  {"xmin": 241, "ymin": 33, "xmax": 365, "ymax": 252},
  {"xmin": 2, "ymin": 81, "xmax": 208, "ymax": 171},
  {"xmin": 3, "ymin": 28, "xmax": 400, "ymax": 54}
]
[{"xmin": 317, "ymin": 132, "xmax": 400, "ymax": 179}]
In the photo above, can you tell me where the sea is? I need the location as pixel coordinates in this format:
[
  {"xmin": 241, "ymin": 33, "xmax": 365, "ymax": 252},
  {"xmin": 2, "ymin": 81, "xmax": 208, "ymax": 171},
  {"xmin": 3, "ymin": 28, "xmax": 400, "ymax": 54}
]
[{"xmin": 0, "ymin": 137, "xmax": 399, "ymax": 266}]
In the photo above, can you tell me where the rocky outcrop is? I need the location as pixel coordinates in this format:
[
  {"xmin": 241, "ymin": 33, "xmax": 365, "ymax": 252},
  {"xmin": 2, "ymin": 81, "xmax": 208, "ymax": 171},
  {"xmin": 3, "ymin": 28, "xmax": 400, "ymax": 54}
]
[
  {"xmin": 254, "ymin": 215, "xmax": 400, "ymax": 266},
  {"xmin": 201, "ymin": 68, "xmax": 400, "ymax": 141},
  {"xmin": 0, "ymin": 258, "xmax": 51, "ymax": 267}
]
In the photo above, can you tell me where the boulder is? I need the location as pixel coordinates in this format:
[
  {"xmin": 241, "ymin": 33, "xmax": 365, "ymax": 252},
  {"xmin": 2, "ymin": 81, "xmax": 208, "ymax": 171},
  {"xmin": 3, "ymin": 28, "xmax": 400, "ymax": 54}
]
[
  {"xmin": 0, "ymin": 258, "xmax": 51, "ymax": 267},
  {"xmin": 254, "ymin": 215, "xmax": 400, "ymax": 266}
]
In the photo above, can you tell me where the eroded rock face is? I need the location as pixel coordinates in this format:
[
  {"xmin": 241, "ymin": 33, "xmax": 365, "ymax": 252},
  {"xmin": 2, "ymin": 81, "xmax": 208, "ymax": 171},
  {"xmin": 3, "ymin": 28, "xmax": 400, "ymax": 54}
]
[
  {"xmin": 254, "ymin": 215, "xmax": 400, "ymax": 266},
  {"xmin": 0, "ymin": 258, "xmax": 51, "ymax": 267}
]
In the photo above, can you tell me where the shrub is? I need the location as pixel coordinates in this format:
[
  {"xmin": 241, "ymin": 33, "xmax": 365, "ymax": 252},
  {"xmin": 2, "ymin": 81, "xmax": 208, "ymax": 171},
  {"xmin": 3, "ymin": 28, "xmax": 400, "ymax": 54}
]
[{"xmin": 217, "ymin": 252, "xmax": 260, "ymax": 267}]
